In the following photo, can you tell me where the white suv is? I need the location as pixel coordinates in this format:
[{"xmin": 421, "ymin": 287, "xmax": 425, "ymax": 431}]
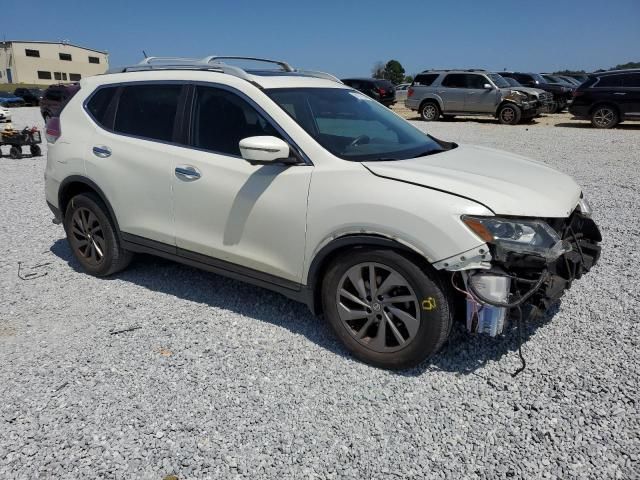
[{"xmin": 44, "ymin": 56, "xmax": 601, "ymax": 369}]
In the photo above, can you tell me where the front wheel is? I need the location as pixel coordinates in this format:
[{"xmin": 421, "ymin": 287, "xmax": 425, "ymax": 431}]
[
  {"xmin": 591, "ymin": 105, "xmax": 618, "ymax": 129},
  {"xmin": 419, "ymin": 101, "xmax": 440, "ymax": 121},
  {"xmin": 30, "ymin": 145, "xmax": 41, "ymax": 156},
  {"xmin": 64, "ymin": 193, "xmax": 132, "ymax": 277},
  {"xmin": 322, "ymin": 249, "xmax": 452, "ymax": 369},
  {"xmin": 9, "ymin": 146, "xmax": 22, "ymax": 159},
  {"xmin": 498, "ymin": 104, "xmax": 522, "ymax": 125}
]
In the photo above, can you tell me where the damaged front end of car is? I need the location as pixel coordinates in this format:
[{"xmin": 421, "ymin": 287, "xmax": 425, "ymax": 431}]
[{"xmin": 437, "ymin": 197, "xmax": 601, "ymax": 336}]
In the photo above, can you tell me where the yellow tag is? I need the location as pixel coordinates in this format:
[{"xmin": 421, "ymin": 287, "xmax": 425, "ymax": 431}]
[{"xmin": 422, "ymin": 297, "xmax": 437, "ymax": 311}]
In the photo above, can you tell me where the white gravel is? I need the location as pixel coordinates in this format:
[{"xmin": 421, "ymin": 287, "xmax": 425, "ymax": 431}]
[{"xmin": 1, "ymin": 107, "xmax": 639, "ymax": 479}]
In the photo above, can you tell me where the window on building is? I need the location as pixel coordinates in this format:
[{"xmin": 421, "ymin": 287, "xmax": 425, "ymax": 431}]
[
  {"xmin": 59, "ymin": 53, "xmax": 72, "ymax": 61},
  {"xmin": 54, "ymin": 72, "xmax": 62, "ymax": 80},
  {"xmin": 25, "ymin": 49, "xmax": 40, "ymax": 57},
  {"xmin": 37, "ymin": 71, "xmax": 52, "ymax": 80},
  {"xmin": 89, "ymin": 56, "xmax": 100, "ymax": 64},
  {"xmin": 62, "ymin": 73, "xmax": 68, "ymax": 81},
  {"xmin": 114, "ymin": 84, "xmax": 183, "ymax": 142},
  {"xmin": 69, "ymin": 73, "xmax": 81, "ymax": 81}
]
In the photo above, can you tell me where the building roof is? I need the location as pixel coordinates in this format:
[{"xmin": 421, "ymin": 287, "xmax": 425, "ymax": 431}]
[{"xmin": 0, "ymin": 40, "xmax": 108, "ymax": 55}]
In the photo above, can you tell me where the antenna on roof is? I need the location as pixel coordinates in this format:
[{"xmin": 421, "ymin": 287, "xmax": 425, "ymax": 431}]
[{"xmin": 142, "ymin": 50, "xmax": 148, "ymax": 59}]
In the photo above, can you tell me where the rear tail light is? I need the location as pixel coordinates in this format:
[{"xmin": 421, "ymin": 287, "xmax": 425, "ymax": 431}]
[
  {"xmin": 45, "ymin": 116, "xmax": 61, "ymax": 143},
  {"xmin": 378, "ymin": 87, "xmax": 386, "ymax": 95},
  {"xmin": 407, "ymin": 87, "xmax": 414, "ymax": 98},
  {"xmin": 573, "ymin": 90, "xmax": 585, "ymax": 98}
]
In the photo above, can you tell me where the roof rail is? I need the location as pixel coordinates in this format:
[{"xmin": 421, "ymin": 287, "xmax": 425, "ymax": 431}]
[{"xmin": 107, "ymin": 55, "xmax": 342, "ymax": 85}]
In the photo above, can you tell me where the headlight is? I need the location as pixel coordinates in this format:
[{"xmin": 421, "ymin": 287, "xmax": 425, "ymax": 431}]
[
  {"xmin": 462, "ymin": 216, "xmax": 571, "ymax": 261},
  {"xmin": 577, "ymin": 196, "xmax": 592, "ymax": 217}
]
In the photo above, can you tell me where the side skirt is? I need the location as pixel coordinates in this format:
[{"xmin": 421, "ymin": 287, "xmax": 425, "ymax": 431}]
[{"xmin": 120, "ymin": 232, "xmax": 314, "ymax": 310}]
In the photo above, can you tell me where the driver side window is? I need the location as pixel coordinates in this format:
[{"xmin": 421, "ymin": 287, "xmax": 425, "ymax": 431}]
[{"xmin": 191, "ymin": 86, "xmax": 280, "ymax": 156}]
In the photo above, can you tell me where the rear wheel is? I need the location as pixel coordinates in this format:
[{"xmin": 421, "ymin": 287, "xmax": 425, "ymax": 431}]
[
  {"xmin": 591, "ymin": 105, "xmax": 618, "ymax": 129},
  {"xmin": 30, "ymin": 145, "xmax": 41, "ymax": 157},
  {"xmin": 9, "ymin": 146, "xmax": 21, "ymax": 159},
  {"xmin": 322, "ymin": 249, "xmax": 452, "ymax": 369},
  {"xmin": 498, "ymin": 104, "xmax": 522, "ymax": 125},
  {"xmin": 64, "ymin": 193, "xmax": 132, "ymax": 276},
  {"xmin": 419, "ymin": 101, "xmax": 440, "ymax": 121}
]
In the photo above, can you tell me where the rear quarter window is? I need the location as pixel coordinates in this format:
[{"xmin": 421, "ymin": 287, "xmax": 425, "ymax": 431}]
[
  {"xmin": 413, "ymin": 74, "xmax": 438, "ymax": 86},
  {"xmin": 86, "ymin": 87, "xmax": 118, "ymax": 127},
  {"xmin": 596, "ymin": 75, "xmax": 624, "ymax": 88}
]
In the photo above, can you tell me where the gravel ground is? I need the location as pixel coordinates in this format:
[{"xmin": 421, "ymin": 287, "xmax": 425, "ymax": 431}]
[{"xmin": 1, "ymin": 107, "xmax": 638, "ymax": 479}]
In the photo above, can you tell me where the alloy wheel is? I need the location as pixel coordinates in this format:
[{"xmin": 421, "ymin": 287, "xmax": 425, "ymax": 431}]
[
  {"xmin": 69, "ymin": 207, "xmax": 106, "ymax": 266},
  {"xmin": 501, "ymin": 107, "xmax": 515, "ymax": 123},
  {"xmin": 422, "ymin": 104, "xmax": 438, "ymax": 121},
  {"xmin": 335, "ymin": 262, "xmax": 420, "ymax": 353},
  {"xmin": 593, "ymin": 107, "xmax": 615, "ymax": 128}
]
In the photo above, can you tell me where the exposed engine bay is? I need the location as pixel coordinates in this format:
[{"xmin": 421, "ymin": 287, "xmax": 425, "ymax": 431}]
[{"xmin": 450, "ymin": 204, "xmax": 601, "ymax": 337}]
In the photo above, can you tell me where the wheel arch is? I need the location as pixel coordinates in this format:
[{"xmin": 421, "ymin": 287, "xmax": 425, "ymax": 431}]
[
  {"xmin": 305, "ymin": 234, "xmax": 434, "ymax": 315},
  {"xmin": 589, "ymin": 101, "xmax": 621, "ymax": 117},
  {"xmin": 58, "ymin": 176, "xmax": 121, "ymax": 238},
  {"xmin": 418, "ymin": 95, "xmax": 444, "ymax": 112}
]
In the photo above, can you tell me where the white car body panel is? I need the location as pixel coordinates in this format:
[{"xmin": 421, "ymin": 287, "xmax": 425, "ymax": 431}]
[{"xmin": 46, "ymin": 68, "xmax": 583, "ymax": 290}]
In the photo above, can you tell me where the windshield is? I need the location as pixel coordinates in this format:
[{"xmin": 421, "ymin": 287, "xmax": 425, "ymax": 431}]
[
  {"xmin": 266, "ymin": 88, "xmax": 449, "ymax": 161},
  {"xmin": 488, "ymin": 74, "xmax": 510, "ymax": 88},
  {"xmin": 531, "ymin": 73, "xmax": 547, "ymax": 84},
  {"xmin": 503, "ymin": 77, "xmax": 522, "ymax": 87}
]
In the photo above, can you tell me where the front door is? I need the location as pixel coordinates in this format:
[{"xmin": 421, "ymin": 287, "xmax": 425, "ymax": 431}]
[
  {"xmin": 172, "ymin": 85, "xmax": 312, "ymax": 283},
  {"xmin": 464, "ymin": 74, "xmax": 499, "ymax": 113}
]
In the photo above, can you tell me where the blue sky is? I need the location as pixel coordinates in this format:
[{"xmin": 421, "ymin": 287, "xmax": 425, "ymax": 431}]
[{"xmin": 3, "ymin": 0, "xmax": 639, "ymax": 77}]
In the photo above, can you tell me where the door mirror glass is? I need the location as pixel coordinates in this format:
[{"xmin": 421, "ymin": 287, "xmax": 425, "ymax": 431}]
[
  {"xmin": 239, "ymin": 136, "xmax": 291, "ymax": 164},
  {"xmin": 483, "ymin": 83, "xmax": 493, "ymax": 89}
]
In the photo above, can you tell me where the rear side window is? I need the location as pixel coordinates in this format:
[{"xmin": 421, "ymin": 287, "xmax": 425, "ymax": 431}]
[
  {"xmin": 623, "ymin": 74, "xmax": 640, "ymax": 87},
  {"xmin": 413, "ymin": 74, "xmax": 438, "ymax": 86},
  {"xmin": 114, "ymin": 84, "xmax": 182, "ymax": 142},
  {"xmin": 442, "ymin": 74, "xmax": 468, "ymax": 88},
  {"xmin": 86, "ymin": 87, "xmax": 117, "ymax": 127},
  {"xmin": 596, "ymin": 75, "xmax": 624, "ymax": 88},
  {"xmin": 191, "ymin": 86, "xmax": 280, "ymax": 156}
]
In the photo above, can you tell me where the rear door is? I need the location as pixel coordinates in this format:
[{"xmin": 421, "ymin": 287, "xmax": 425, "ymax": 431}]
[
  {"xmin": 85, "ymin": 83, "xmax": 184, "ymax": 247},
  {"xmin": 439, "ymin": 74, "xmax": 467, "ymax": 111},
  {"xmin": 622, "ymin": 73, "xmax": 640, "ymax": 117}
]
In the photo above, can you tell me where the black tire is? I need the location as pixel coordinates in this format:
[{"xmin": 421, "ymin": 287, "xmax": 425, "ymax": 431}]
[
  {"xmin": 322, "ymin": 248, "xmax": 452, "ymax": 369},
  {"xmin": 64, "ymin": 193, "xmax": 132, "ymax": 277},
  {"xmin": 591, "ymin": 104, "xmax": 619, "ymax": 129},
  {"xmin": 9, "ymin": 146, "xmax": 22, "ymax": 159},
  {"xmin": 419, "ymin": 101, "xmax": 440, "ymax": 121},
  {"xmin": 30, "ymin": 145, "xmax": 41, "ymax": 157},
  {"xmin": 498, "ymin": 103, "xmax": 522, "ymax": 125}
]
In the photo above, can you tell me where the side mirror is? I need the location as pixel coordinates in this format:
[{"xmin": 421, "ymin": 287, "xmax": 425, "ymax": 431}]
[
  {"xmin": 239, "ymin": 136, "xmax": 294, "ymax": 165},
  {"xmin": 483, "ymin": 83, "xmax": 494, "ymax": 89}
]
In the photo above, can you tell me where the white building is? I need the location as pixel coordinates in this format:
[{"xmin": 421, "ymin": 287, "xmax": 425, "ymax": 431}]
[{"xmin": 0, "ymin": 40, "xmax": 109, "ymax": 85}]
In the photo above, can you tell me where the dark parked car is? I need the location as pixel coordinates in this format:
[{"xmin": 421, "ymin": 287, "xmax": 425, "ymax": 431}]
[
  {"xmin": 569, "ymin": 69, "xmax": 640, "ymax": 128},
  {"xmin": 341, "ymin": 78, "xmax": 396, "ymax": 106},
  {"xmin": 500, "ymin": 72, "xmax": 573, "ymax": 113},
  {"xmin": 0, "ymin": 91, "xmax": 26, "ymax": 108},
  {"xmin": 40, "ymin": 83, "xmax": 80, "ymax": 121},
  {"xmin": 13, "ymin": 87, "xmax": 44, "ymax": 106}
]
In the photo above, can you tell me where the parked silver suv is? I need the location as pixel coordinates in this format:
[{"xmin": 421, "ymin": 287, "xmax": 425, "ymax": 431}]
[{"xmin": 406, "ymin": 70, "xmax": 540, "ymax": 125}]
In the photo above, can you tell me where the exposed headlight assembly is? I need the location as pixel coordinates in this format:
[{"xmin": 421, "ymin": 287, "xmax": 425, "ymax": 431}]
[{"xmin": 462, "ymin": 216, "xmax": 571, "ymax": 262}]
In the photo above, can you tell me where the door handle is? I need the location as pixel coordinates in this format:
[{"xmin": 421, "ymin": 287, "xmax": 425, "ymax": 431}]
[
  {"xmin": 613, "ymin": 92, "xmax": 627, "ymax": 95},
  {"xmin": 175, "ymin": 165, "xmax": 201, "ymax": 180},
  {"xmin": 92, "ymin": 146, "xmax": 111, "ymax": 158}
]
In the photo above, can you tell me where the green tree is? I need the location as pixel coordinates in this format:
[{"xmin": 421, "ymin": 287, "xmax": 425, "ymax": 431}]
[
  {"xmin": 383, "ymin": 60, "xmax": 405, "ymax": 85},
  {"xmin": 403, "ymin": 75, "xmax": 414, "ymax": 84},
  {"xmin": 372, "ymin": 61, "xmax": 385, "ymax": 79},
  {"xmin": 612, "ymin": 61, "xmax": 640, "ymax": 70}
]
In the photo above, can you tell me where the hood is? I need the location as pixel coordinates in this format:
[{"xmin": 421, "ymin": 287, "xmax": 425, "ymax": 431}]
[
  {"xmin": 364, "ymin": 144, "xmax": 581, "ymax": 218},
  {"xmin": 510, "ymin": 86, "xmax": 546, "ymax": 97}
]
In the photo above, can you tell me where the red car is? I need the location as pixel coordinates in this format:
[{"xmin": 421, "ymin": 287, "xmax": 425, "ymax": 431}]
[{"xmin": 40, "ymin": 83, "xmax": 80, "ymax": 121}]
